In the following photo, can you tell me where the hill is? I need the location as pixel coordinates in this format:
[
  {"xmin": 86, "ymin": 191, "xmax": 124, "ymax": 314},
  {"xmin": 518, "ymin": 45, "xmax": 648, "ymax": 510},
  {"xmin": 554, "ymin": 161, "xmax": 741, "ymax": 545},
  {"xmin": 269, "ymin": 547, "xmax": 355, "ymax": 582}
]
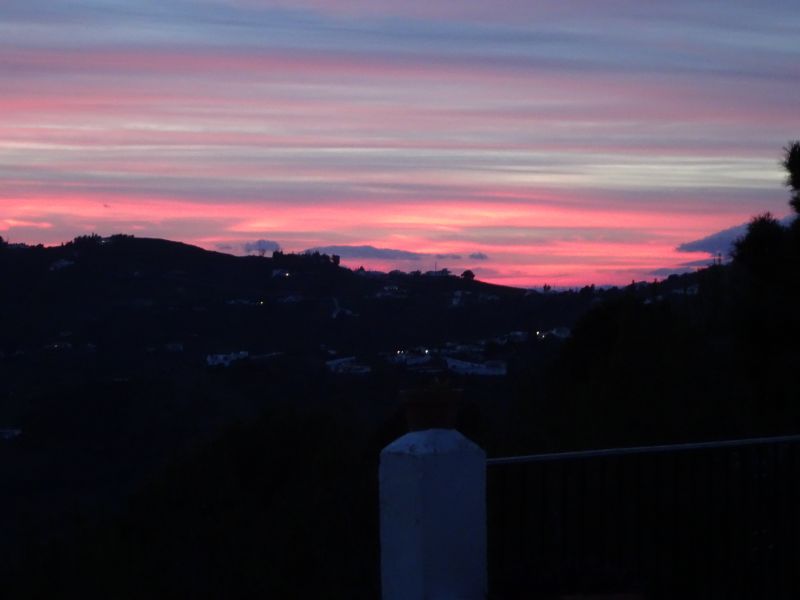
[
  {"xmin": 0, "ymin": 233, "xmax": 606, "ymax": 592},
  {"xmin": 2, "ymin": 225, "xmax": 798, "ymax": 597}
]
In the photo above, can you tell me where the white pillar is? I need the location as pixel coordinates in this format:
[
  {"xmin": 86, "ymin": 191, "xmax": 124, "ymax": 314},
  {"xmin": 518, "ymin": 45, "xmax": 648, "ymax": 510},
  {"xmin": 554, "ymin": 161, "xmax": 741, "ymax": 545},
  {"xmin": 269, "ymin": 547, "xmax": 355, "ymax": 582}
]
[{"xmin": 380, "ymin": 428, "xmax": 487, "ymax": 600}]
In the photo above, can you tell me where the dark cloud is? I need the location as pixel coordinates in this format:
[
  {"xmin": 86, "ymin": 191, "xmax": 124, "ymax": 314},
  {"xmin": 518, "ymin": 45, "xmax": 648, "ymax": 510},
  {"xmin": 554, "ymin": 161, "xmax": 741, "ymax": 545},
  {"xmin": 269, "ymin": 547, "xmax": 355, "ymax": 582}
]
[
  {"xmin": 215, "ymin": 243, "xmax": 234, "ymax": 251},
  {"xmin": 680, "ymin": 259, "xmax": 718, "ymax": 268},
  {"xmin": 468, "ymin": 252, "xmax": 489, "ymax": 260},
  {"xmin": 435, "ymin": 253, "xmax": 462, "ymax": 260},
  {"xmin": 677, "ymin": 215, "xmax": 793, "ymax": 256},
  {"xmin": 650, "ymin": 258, "xmax": 721, "ymax": 277},
  {"xmin": 303, "ymin": 245, "xmax": 423, "ymax": 260},
  {"xmin": 677, "ymin": 223, "xmax": 748, "ymax": 256},
  {"xmin": 244, "ymin": 239, "xmax": 281, "ymax": 254},
  {"xmin": 651, "ymin": 266, "xmax": 697, "ymax": 277}
]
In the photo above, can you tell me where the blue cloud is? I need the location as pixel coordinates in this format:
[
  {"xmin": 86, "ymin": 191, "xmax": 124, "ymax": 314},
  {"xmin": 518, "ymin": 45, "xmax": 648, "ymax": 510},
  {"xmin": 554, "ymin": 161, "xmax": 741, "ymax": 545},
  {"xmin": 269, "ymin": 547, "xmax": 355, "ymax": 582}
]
[
  {"xmin": 650, "ymin": 259, "xmax": 715, "ymax": 277},
  {"xmin": 244, "ymin": 239, "xmax": 281, "ymax": 254},
  {"xmin": 303, "ymin": 245, "xmax": 422, "ymax": 260},
  {"xmin": 678, "ymin": 215, "xmax": 794, "ymax": 256}
]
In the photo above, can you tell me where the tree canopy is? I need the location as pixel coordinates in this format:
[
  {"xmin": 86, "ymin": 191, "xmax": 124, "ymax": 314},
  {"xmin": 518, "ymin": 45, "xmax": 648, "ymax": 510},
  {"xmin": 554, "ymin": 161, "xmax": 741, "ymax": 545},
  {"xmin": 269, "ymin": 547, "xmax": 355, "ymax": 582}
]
[{"xmin": 783, "ymin": 141, "xmax": 800, "ymax": 213}]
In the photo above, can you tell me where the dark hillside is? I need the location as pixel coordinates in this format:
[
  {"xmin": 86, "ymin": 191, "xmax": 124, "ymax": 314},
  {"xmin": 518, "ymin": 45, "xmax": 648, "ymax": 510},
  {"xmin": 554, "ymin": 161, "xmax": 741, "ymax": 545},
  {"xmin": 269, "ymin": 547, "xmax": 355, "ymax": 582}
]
[
  {"xmin": 6, "ymin": 218, "xmax": 798, "ymax": 596},
  {"xmin": 0, "ymin": 233, "xmax": 605, "ymax": 595},
  {"xmin": 536, "ymin": 208, "xmax": 800, "ymax": 450}
]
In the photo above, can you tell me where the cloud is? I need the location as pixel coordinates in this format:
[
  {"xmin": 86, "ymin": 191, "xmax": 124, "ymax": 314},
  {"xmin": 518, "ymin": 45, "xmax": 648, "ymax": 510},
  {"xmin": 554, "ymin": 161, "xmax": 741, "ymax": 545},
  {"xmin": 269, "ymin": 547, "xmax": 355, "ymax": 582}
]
[
  {"xmin": 304, "ymin": 246, "xmax": 485, "ymax": 262},
  {"xmin": 650, "ymin": 267, "xmax": 692, "ymax": 277},
  {"xmin": 244, "ymin": 239, "xmax": 281, "ymax": 254},
  {"xmin": 676, "ymin": 223, "xmax": 748, "ymax": 256},
  {"xmin": 677, "ymin": 215, "xmax": 794, "ymax": 256},
  {"xmin": 303, "ymin": 245, "xmax": 423, "ymax": 260},
  {"xmin": 650, "ymin": 259, "xmax": 715, "ymax": 277},
  {"xmin": 2, "ymin": 0, "xmax": 798, "ymax": 288}
]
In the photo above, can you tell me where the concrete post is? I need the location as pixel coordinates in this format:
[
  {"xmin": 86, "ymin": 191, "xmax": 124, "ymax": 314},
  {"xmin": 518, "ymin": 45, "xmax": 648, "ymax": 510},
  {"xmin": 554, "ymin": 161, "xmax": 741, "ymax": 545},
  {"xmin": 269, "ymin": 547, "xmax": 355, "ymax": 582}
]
[{"xmin": 380, "ymin": 428, "xmax": 487, "ymax": 600}]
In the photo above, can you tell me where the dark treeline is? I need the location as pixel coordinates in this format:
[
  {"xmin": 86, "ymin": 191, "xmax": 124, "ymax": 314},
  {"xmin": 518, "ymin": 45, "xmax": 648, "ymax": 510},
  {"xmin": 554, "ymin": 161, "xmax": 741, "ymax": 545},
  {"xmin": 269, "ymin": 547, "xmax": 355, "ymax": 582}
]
[
  {"xmin": 537, "ymin": 141, "xmax": 800, "ymax": 450},
  {"xmin": 1, "ymin": 143, "xmax": 799, "ymax": 598}
]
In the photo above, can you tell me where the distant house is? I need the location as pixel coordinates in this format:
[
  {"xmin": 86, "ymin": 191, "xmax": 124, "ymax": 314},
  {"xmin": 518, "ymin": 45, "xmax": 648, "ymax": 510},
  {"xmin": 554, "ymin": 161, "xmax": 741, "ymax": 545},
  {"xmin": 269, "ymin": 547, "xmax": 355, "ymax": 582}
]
[
  {"xmin": 0, "ymin": 428, "xmax": 22, "ymax": 441},
  {"xmin": 206, "ymin": 351, "xmax": 249, "ymax": 367},
  {"xmin": 389, "ymin": 348, "xmax": 432, "ymax": 366},
  {"xmin": 44, "ymin": 342, "xmax": 72, "ymax": 351},
  {"xmin": 277, "ymin": 294, "xmax": 304, "ymax": 304},
  {"xmin": 49, "ymin": 259, "xmax": 75, "ymax": 271},
  {"xmin": 225, "ymin": 299, "xmax": 257, "ymax": 306},
  {"xmin": 444, "ymin": 357, "xmax": 507, "ymax": 377},
  {"xmin": 325, "ymin": 356, "xmax": 371, "ymax": 375},
  {"xmin": 249, "ymin": 351, "xmax": 284, "ymax": 364},
  {"xmin": 536, "ymin": 327, "xmax": 571, "ymax": 340},
  {"xmin": 443, "ymin": 340, "xmax": 485, "ymax": 353},
  {"xmin": 451, "ymin": 290, "xmax": 475, "ymax": 307},
  {"xmin": 493, "ymin": 331, "xmax": 529, "ymax": 345},
  {"xmin": 671, "ymin": 284, "xmax": 699, "ymax": 296},
  {"xmin": 375, "ymin": 285, "xmax": 407, "ymax": 299}
]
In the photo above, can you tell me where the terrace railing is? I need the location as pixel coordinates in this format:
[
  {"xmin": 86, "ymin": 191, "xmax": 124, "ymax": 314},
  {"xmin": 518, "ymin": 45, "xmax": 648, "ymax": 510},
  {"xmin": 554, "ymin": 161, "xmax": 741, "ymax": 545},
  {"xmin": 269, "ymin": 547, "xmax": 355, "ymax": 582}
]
[{"xmin": 487, "ymin": 434, "xmax": 800, "ymax": 599}]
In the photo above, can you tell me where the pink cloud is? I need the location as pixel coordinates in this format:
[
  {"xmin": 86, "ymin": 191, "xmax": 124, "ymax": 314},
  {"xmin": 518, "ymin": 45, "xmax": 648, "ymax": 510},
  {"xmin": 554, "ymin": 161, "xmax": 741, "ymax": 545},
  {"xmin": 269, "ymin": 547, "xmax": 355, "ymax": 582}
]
[
  {"xmin": 0, "ymin": 218, "xmax": 53, "ymax": 231},
  {"xmin": 1, "ymin": 3, "xmax": 796, "ymax": 288},
  {"xmin": 0, "ymin": 191, "xmax": 736, "ymax": 286}
]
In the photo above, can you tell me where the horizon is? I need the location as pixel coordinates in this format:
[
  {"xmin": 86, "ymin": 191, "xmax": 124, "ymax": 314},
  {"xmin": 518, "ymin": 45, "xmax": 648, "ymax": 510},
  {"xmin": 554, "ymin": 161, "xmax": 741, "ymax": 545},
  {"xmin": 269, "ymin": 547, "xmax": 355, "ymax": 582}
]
[
  {"xmin": 2, "ymin": 231, "xmax": 721, "ymax": 290},
  {"xmin": 2, "ymin": 1, "xmax": 799, "ymax": 287}
]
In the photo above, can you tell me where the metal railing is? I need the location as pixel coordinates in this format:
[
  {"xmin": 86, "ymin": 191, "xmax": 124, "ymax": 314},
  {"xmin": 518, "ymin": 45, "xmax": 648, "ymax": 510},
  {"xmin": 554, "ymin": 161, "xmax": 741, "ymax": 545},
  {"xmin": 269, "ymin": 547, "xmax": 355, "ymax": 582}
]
[{"xmin": 487, "ymin": 434, "xmax": 800, "ymax": 599}]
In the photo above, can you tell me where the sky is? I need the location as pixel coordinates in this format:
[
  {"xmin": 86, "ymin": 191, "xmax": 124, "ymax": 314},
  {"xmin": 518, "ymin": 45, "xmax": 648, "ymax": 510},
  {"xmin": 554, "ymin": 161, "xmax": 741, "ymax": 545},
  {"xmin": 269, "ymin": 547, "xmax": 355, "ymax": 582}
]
[{"xmin": 2, "ymin": 1, "xmax": 799, "ymax": 287}]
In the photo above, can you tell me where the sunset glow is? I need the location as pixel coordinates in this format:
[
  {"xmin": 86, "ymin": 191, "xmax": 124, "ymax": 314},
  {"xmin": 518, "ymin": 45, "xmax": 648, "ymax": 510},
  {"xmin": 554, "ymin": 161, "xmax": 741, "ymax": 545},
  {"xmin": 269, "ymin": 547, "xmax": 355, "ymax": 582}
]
[{"xmin": 2, "ymin": 1, "xmax": 798, "ymax": 286}]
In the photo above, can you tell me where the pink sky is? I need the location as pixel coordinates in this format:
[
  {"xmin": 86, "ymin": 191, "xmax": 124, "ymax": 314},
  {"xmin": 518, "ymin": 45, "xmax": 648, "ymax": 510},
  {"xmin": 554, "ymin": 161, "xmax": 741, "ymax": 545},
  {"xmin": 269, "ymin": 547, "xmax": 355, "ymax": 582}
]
[{"xmin": 2, "ymin": 1, "xmax": 798, "ymax": 286}]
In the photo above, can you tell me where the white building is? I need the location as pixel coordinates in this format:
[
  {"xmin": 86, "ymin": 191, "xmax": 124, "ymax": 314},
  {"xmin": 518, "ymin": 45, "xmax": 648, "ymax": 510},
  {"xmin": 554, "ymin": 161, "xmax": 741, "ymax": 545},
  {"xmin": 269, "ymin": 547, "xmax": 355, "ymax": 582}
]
[
  {"xmin": 325, "ymin": 356, "xmax": 371, "ymax": 375},
  {"xmin": 206, "ymin": 351, "xmax": 249, "ymax": 367},
  {"xmin": 444, "ymin": 357, "xmax": 507, "ymax": 376}
]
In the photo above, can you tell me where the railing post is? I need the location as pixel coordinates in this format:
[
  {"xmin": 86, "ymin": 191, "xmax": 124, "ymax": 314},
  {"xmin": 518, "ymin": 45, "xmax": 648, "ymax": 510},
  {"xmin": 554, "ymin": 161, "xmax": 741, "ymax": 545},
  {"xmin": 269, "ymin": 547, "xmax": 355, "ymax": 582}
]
[{"xmin": 379, "ymin": 428, "xmax": 487, "ymax": 600}]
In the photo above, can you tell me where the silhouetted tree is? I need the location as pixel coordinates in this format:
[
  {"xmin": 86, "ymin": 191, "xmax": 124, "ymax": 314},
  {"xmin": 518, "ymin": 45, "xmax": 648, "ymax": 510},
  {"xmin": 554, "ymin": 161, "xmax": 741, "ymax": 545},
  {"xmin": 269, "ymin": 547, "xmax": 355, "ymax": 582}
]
[
  {"xmin": 732, "ymin": 212, "xmax": 785, "ymax": 277},
  {"xmin": 783, "ymin": 141, "xmax": 800, "ymax": 214},
  {"xmin": 72, "ymin": 233, "xmax": 103, "ymax": 251},
  {"xmin": 461, "ymin": 269, "xmax": 475, "ymax": 281}
]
